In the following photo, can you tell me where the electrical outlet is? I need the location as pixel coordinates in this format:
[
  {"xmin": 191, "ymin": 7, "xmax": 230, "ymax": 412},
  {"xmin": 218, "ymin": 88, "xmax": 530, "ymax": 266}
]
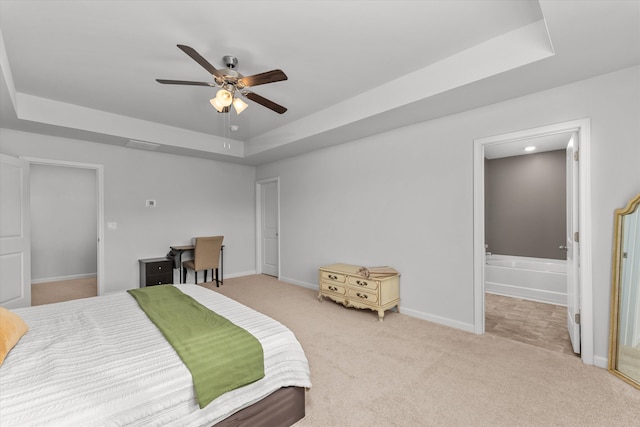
[{"xmin": 146, "ymin": 200, "xmax": 156, "ymax": 207}]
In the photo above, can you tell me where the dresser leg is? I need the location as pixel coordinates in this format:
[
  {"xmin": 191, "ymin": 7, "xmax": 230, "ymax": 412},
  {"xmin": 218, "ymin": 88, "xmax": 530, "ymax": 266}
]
[{"xmin": 378, "ymin": 311, "xmax": 384, "ymax": 322}]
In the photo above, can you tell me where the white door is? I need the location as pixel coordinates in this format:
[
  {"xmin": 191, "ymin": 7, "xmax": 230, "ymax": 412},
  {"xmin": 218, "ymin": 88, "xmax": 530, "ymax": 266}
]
[
  {"xmin": 0, "ymin": 154, "xmax": 31, "ymax": 308},
  {"xmin": 566, "ymin": 133, "xmax": 581, "ymax": 354},
  {"xmin": 261, "ymin": 181, "xmax": 279, "ymax": 277}
]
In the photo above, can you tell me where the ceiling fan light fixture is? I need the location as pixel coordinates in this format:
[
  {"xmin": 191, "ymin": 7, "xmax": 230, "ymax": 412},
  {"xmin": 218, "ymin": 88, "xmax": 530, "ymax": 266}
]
[
  {"xmin": 210, "ymin": 97, "xmax": 225, "ymax": 112},
  {"xmin": 216, "ymin": 89, "xmax": 233, "ymax": 107},
  {"xmin": 157, "ymin": 46, "xmax": 288, "ymax": 114},
  {"xmin": 233, "ymin": 97, "xmax": 248, "ymax": 114}
]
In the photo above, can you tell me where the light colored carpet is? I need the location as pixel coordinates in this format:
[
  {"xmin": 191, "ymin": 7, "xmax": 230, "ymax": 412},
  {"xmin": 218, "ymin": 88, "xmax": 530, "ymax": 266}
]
[{"xmin": 202, "ymin": 275, "xmax": 640, "ymax": 427}]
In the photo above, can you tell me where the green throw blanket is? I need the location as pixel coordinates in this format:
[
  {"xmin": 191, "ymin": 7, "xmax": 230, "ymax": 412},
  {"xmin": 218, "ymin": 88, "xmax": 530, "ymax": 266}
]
[{"xmin": 128, "ymin": 286, "xmax": 264, "ymax": 408}]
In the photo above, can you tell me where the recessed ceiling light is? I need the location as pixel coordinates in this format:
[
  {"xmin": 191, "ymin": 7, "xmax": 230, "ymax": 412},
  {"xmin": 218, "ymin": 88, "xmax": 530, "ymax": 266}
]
[{"xmin": 524, "ymin": 146, "xmax": 536, "ymax": 152}]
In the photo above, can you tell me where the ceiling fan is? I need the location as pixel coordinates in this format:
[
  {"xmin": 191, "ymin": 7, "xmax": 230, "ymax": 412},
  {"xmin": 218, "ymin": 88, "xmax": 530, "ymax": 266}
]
[{"xmin": 156, "ymin": 44, "xmax": 288, "ymax": 114}]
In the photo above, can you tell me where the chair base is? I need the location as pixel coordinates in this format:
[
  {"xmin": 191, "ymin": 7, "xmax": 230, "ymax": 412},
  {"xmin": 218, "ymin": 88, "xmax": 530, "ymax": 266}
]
[{"xmin": 183, "ymin": 267, "xmax": 220, "ymax": 287}]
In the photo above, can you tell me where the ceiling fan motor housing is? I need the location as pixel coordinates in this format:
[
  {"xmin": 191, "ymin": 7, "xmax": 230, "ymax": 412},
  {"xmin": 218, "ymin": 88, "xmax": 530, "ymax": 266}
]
[{"xmin": 223, "ymin": 55, "xmax": 238, "ymax": 69}]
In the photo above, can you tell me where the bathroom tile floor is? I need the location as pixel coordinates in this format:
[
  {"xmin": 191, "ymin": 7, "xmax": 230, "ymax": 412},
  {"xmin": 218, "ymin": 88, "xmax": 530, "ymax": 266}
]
[{"xmin": 485, "ymin": 293, "xmax": 578, "ymax": 357}]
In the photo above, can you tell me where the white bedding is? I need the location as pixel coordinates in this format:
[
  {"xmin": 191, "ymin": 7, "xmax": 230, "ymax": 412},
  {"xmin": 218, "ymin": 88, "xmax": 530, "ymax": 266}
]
[{"xmin": 0, "ymin": 284, "xmax": 311, "ymax": 426}]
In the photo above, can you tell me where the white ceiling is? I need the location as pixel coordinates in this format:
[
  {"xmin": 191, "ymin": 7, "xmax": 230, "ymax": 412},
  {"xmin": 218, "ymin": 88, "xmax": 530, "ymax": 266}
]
[{"xmin": 1, "ymin": 1, "xmax": 639, "ymax": 165}]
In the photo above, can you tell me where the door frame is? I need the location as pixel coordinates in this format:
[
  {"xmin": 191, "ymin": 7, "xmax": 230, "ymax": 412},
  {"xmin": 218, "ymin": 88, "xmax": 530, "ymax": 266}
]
[
  {"xmin": 21, "ymin": 157, "xmax": 105, "ymax": 296},
  {"xmin": 472, "ymin": 118, "xmax": 593, "ymax": 364},
  {"xmin": 0, "ymin": 154, "xmax": 31, "ymax": 308},
  {"xmin": 255, "ymin": 177, "xmax": 280, "ymax": 278},
  {"xmin": 566, "ymin": 132, "xmax": 581, "ymax": 354}
]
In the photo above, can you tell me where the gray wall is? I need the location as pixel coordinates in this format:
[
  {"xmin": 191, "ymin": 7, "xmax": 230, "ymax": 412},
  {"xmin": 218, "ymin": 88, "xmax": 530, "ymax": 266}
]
[
  {"xmin": 485, "ymin": 150, "xmax": 566, "ymax": 260},
  {"xmin": 30, "ymin": 164, "xmax": 97, "ymax": 281},
  {"xmin": 256, "ymin": 65, "xmax": 640, "ymax": 365},
  {"xmin": 0, "ymin": 130, "xmax": 257, "ymax": 293}
]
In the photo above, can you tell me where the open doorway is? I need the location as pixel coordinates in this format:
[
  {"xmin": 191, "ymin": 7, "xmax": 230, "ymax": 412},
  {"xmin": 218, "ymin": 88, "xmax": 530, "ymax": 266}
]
[
  {"xmin": 483, "ymin": 137, "xmax": 575, "ymax": 356},
  {"xmin": 23, "ymin": 157, "xmax": 104, "ymax": 302},
  {"xmin": 473, "ymin": 119, "xmax": 594, "ymax": 365}
]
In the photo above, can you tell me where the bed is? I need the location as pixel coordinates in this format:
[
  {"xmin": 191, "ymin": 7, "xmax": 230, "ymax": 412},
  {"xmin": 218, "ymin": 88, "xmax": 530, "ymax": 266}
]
[{"xmin": 0, "ymin": 284, "xmax": 311, "ymax": 426}]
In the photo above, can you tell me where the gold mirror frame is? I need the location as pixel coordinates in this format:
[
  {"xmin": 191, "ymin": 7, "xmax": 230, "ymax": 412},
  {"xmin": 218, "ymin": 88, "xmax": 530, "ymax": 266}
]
[{"xmin": 608, "ymin": 193, "xmax": 640, "ymax": 389}]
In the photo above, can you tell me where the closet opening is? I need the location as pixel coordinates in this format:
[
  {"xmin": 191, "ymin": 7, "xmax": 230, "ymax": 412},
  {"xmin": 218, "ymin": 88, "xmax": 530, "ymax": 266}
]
[{"xmin": 24, "ymin": 157, "xmax": 104, "ymax": 304}]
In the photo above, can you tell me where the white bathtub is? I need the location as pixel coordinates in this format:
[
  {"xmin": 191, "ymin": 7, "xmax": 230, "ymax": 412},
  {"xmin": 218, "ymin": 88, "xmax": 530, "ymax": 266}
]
[{"xmin": 485, "ymin": 254, "xmax": 567, "ymax": 305}]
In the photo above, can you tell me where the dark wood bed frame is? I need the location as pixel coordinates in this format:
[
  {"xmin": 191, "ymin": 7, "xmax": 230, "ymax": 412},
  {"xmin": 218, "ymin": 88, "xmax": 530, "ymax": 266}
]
[{"xmin": 214, "ymin": 386, "xmax": 305, "ymax": 427}]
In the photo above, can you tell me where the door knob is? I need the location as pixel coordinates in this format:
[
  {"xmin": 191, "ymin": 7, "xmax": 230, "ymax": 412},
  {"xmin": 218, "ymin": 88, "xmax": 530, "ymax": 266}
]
[{"xmin": 559, "ymin": 245, "xmax": 568, "ymax": 251}]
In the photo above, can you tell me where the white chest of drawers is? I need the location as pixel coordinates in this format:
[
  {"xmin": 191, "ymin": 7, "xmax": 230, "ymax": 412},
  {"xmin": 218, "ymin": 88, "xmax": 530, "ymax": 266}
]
[{"xmin": 318, "ymin": 263, "xmax": 400, "ymax": 321}]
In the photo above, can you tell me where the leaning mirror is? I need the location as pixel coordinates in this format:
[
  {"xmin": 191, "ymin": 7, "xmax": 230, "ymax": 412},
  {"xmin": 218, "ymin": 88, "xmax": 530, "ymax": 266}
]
[{"xmin": 608, "ymin": 193, "xmax": 640, "ymax": 389}]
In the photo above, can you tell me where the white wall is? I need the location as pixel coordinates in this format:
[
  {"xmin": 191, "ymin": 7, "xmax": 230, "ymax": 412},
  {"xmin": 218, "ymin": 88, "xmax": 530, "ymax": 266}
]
[
  {"xmin": 256, "ymin": 65, "xmax": 640, "ymax": 362},
  {"xmin": 30, "ymin": 164, "xmax": 97, "ymax": 281},
  {"xmin": 0, "ymin": 129, "xmax": 257, "ymax": 293},
  {"xmin": 1, "ymin": 66, "xmax": 637, "ymax": 361}
]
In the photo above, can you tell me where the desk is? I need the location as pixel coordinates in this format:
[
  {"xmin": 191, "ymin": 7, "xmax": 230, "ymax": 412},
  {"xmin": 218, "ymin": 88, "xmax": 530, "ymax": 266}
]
[{"xmin": 169, "ymin": 244, "xmax": 224, "ymax": 285}]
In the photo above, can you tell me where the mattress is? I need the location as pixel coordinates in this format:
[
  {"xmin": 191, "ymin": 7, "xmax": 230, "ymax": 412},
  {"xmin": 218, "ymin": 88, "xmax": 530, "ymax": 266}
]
[{"xmin": 0, "ymin": 284, "xmax": 311, "ymax": 426}]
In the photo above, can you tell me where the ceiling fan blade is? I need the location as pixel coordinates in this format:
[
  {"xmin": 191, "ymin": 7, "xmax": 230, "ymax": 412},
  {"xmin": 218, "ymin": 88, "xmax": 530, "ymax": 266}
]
[
  {"xmin": 244, "ymin": 91, "xmax": 287, "ymax": 114},
  {"xmin": 156, "ymin": 79, "xmax": 215, "ymax": 87},
  {"xmin": 177, "ymin": 44, "xmax": 224, "ymax": 79},
  {"xmin": 239, "ymin": 69, "xmax": 288, "ymax": 88}
]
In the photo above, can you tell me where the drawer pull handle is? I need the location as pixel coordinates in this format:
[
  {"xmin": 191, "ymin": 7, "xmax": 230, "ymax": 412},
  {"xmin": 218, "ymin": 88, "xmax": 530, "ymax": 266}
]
[
  {"xmin": 356, "ymin": 280, "xmax": 367, "ymax": 286},
  {"xmin": 328, "ymin": 285, "xmax": 338, "ymax": 291},
  {"xmin": 356, "ymin": 292, "xmax": 368, "ymax": 299},
  {"xmin": 328, "ymin": 274, "xmax": 338, "ymax": 280},
  {"xmin": 158, "ymin": 266, "xmax": 162, "ymax": 270}
]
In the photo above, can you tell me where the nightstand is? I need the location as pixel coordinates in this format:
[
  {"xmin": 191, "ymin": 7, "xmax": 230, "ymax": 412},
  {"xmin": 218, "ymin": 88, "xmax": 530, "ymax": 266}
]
[{"xmin": 139, "ymin": 257, "xmax": 173, "ymax": 287}]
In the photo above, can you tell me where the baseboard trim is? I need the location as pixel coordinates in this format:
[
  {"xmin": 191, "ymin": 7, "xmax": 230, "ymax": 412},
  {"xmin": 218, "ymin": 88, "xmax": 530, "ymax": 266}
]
[
  {"xmin": 280, "ymin": 276, "xmax": 318, "ymax": 290},
  {"xmin": 400, "ymin": 307, "xmax": 476, "ymax": 333},
  {"xmin": 280, "ymin": 276, "xmax": 475, "ymax": 333},
  {"xmin": 225, "ymin": 270, "xmax": 257, "ymax": 279},
  {"xmin": 174, "ymin": 270, "xmax": 257, "ymax": 284},
  {"xmin": 32, "ymin": 273, "xmax": 97, "ymax": 284},
  {"xmin": 485, "ymin": 283, "xmax": 566, "ymax": 306},
  {"xmin": 593, "ymin": 355, "xmax": 608, "ymax": 369}
]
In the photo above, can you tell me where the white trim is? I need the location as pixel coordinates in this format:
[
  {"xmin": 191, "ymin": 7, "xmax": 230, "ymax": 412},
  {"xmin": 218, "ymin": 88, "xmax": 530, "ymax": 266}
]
[
  {"xmin": 473, "ymin": 118, "xmax": 594, "ymax": 365},
  {"xmin": 255, "ymin": 177, "xmax": 281, "ymax": 278},
  {"xmin": 401, "ymin": 307, "xmax": 476, "ymax": 333},
  {"xmin": 20, "ymin": 157, "xmax": 105, "ymax": 297},
  {"xmin": 593, "ymin": 355, "xmax": 608, "ymax": 369},
  {"xmin": 485, "ymin": 286, "xmax": 566, "ymax": 306},
  {"xmin": 279, "ymin": 276, "xmax": 317, "ymax": 291},
  {"xmin": 280, "ymin": 275, "xmax": 476, "ymax": 332},
  {"xmin": 473, "ymin": 139, "xmax": 486, "ymax": 334},
  {"xmin": 224, "ymin": 270, "xmax": 257, "ymax": 280},
  {"xmin": 31, "ymin": 273, "xmax": 97, "ymax": 284}
]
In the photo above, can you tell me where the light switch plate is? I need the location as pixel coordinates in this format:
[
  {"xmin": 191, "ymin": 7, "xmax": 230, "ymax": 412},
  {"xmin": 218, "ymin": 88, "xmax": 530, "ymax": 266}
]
[{"xmin": 107, "ymin": 222, "xmax": 117, "ymax": 231}]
